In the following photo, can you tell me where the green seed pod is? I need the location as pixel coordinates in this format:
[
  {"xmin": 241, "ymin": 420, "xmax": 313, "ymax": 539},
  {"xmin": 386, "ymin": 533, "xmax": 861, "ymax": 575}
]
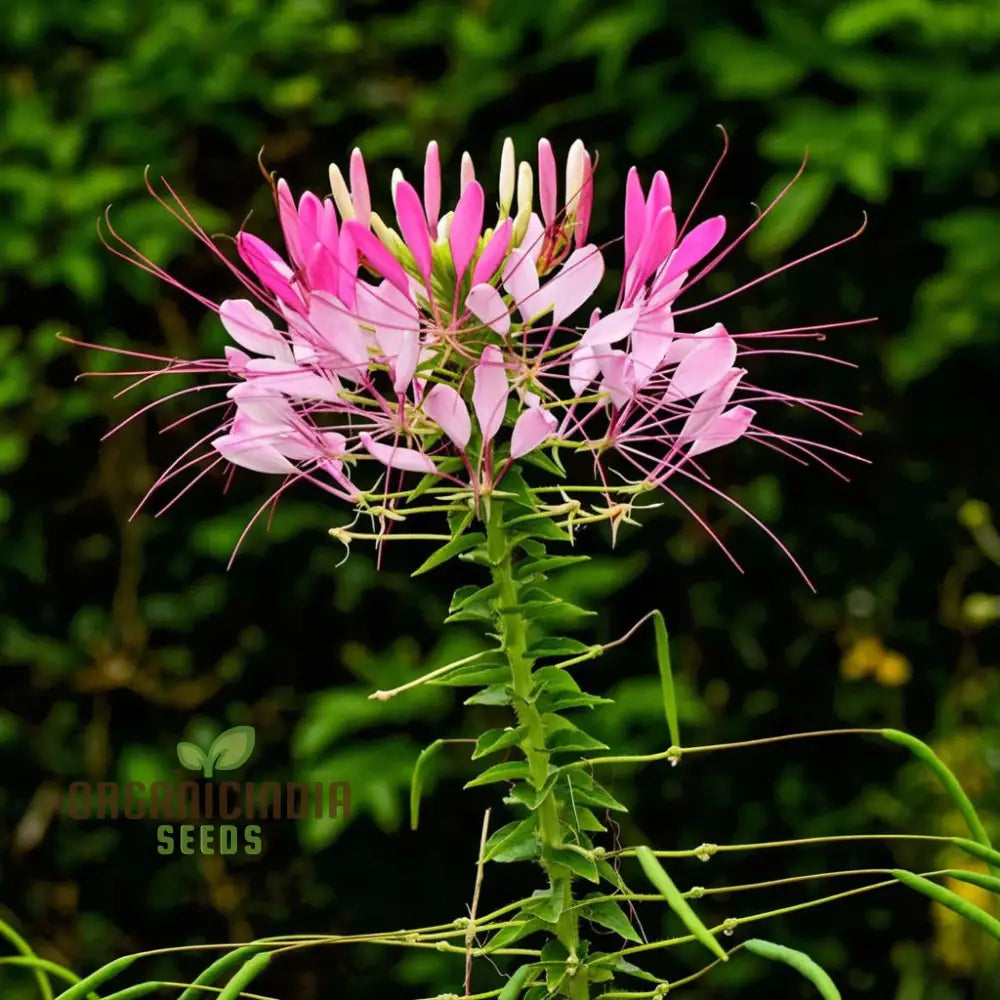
[
  {"xmin": 891, "ymin": 869, "xmax": 1000, "ymax": 942},
  {"xmin": 743, "ymin": 938, "xmax": 841, "ymax": 999}
]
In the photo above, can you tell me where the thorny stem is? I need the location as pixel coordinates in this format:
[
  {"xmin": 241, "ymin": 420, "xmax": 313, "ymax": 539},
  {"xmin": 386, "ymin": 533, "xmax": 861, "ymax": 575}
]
[{"xmin": 486, "ymin": 500, "xmax": 588, "ymax": 1000}]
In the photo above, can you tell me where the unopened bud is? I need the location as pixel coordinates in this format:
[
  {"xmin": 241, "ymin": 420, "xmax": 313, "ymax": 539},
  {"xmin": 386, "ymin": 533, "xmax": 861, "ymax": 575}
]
[
  {"xmin": 517, "ymin": 161, "xmax": 533, "ymax": 218},
  {"xmin": 460, "ymin": 151, "xmax": 475, "ymax": 195},
  {"xmin": 390, "ymin": 167, "xmax": 404, "ymax": 203},
  {"xmin": 328, "ymin": 163, "xmax": 355, "ymax": 220},
  {"xmin": 565, "ymin": 139, "xmax": 586, "ymax": 216},
  {"xmin": 498, "ymin": 137, "xmax": 516, "ymax": 220},
  {"xmin": 350, "ymin": 148, "xmax": 371, "ymax": 228}
]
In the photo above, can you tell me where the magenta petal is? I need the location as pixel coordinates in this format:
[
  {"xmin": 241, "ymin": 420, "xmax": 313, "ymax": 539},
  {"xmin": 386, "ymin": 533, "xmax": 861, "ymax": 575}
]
[
  {"xmin": 318, "ymin": 197, "xmax": 339, "ymax": 248},
  {"xmin": 423, "ymin": 383, "xmax": 472, "ymax": 450},
  {"xmin": 473, "ymin": 345, "xmax": 509, "ymax": 443},
  {"xmin": 297, "ymin": 192, "xmax": 322, "ymax": 250},
  {"xmin": 394, "ymin": 180, "xmax": 433, "ymax": 282},
  {"xmin": 667, "ymin": 329, "xmax": 737, "ymax": 400},
  {"xmin": 451, "ymin": 180, "xmax": 485, "ymax": 280},
  {"xmin": 646, "ymin": 171, "xmax": 672, "ymax": 221},
  {"xmin": 624, "ymin": 167, "xmax": 646, "ymax": 275},
  {"xmin": 424, "ymin": 141, "xmax": 442, "ymax": 230},
  {"xmin": 472, "ymin": 218, "xmax": 512, "ymax": 285},
  {"xmin": 236, "ymin": 232, "xmax": 303, "ymax": 312},
  {"xmin": 343, "ymin": 220, "xmax": 410, "ymax": 300},
  {"xmin": 359, "ymin": 432, "xmax": 436, "ymax": 474},
  {"xmin": 688, "ymin": 404, "xmax": 755, "ymax": 457},
  {"xmin": 662, "ymin": 215, "xmax": 726, "ymax": 285},
  {"xmin": 511, "ymin": 405, "xmax": 558, "ymax": 458},
  {"xmin": 220, "ymin": 299, "xmax": 292, "ymax": 361},
  {"xmin": 304, "ymin": 241, "xmax": 339, "ymax": 295},
  {"xmin": 581, "ymin": 306, "xmax": 640, "ymax": 347},
  {"xmin": 575, "ymin": 153, "xmax": 594, "ymax": 245},
  {"xmin": 466, "ymin": 284, "xmax": 511, "ymax": 334},
  {"xmin": 276, "ymin": 179, "xmax": 303, "ymax": 267},
  {"xmin": 538, "ymin": 138, "xmax": 557, "ymax": 228}
]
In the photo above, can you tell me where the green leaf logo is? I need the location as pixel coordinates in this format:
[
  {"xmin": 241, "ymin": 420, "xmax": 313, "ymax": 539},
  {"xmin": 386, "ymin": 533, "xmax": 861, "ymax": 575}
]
[{"xmin": 176, "ymin": 725, "xmax": 255, "ymax": 778}]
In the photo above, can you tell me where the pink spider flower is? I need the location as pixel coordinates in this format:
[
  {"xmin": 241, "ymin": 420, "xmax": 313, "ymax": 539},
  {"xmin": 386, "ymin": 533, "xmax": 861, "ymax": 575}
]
[{"xmin": 80, "ymin": 134, "xmax": 869, "ymax": 577}]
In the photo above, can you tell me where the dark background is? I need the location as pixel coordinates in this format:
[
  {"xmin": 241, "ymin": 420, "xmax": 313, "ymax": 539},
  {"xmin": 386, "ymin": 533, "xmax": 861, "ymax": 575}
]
[{"xmin": 1, "ymin": 0, "xmax": 999, "ymax": 997}]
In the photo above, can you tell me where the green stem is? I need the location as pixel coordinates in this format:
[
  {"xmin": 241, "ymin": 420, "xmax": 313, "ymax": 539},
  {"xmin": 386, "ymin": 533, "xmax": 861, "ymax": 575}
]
[{"xmin": 486, "ymin": 501, "xmax": 587, "ymax": 1000}]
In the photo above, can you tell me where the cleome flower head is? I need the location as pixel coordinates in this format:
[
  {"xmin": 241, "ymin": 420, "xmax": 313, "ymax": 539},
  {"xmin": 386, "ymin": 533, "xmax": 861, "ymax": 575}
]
[{"xmin": 85, "ymin": 135, "xmax": 869, "ymax": 578}]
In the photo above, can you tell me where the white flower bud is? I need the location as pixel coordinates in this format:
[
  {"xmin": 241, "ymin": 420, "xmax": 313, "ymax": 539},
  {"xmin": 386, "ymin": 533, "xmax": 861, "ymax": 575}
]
[
  {"xmin": 516, "ymin": 161, "xmax": 533, "ymax": 218},
  {"xmin": 565, "ymin": 139, "xmax": 586, "ymax": 216},
  {"xmin": 328, "ymin": 163, "xmax": 355, "ymax": 220},
  {"xmin": 498, "ymin": 137, "xmax": 516, "ymax": 218}
]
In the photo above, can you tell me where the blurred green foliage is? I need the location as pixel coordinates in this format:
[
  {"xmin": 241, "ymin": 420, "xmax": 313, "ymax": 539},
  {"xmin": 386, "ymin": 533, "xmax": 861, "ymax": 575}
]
[{"xmin": 1, "ymin": 0, "xmax": 999, "ymax": 997}]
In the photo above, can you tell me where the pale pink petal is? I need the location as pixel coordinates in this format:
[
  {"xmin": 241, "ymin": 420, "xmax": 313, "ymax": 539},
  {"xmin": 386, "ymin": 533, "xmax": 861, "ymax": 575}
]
[
  {"xmin": 472, "ymin": 218, "xmax": 513, "ymax": 285},
  {"xmin": 511, "ymin": 406, "xmax": 558, "ymax": 458},
  {"xmin": 598, "ymin": 350, "xmax": 636, "ymax": 410},
  {"xmin": 581, "ymin": 306, "xmax": 640, "ymax": 346},
  {"xmin": 503, "ymin": 248, "xmax": 540, "ymax": 311},
  {"xmin": 220, "ymin": 299, "xmax": 292, "ymax": 362},
  {"xmin": 473, "ymin": 345, "xmax": 509, "ymax": 443},
  {"xmin": 667, "ymin": 331, "xmax": 738, "ymax": 401},
  {"xmin": 349, "ymin": 148, "xmax": 371, "ymax": 228},
  {"xmin": 227, "ymin": 382, "xmax": 294, "ymax": 426},
  {"xmin": 662, "ymin": 322, "xmax": 728, "ymax": 365},
  {"xmin": 244, "ymin": 358, "xmax": 342, "ymax": 402},
  {"xmin": 460, "ymin": 151, "xmax": 475, "ymax": 194},
  {"xmin": 394, "ymin": 180, "xmax": 432, "ymax": 282},
  {"xmin": 424, "ymin": 141, "xmax": 441, "ymax": 229},
  {"xmin": 214, "ymin": 433, "xmax": 296, "ymax": 475},
  {"xmin": 393, "ymin": 329, "xmax": 420, "ymax": 394},
  {"xmin": 361, "ymin": 279, "xmax": 419, "ymax": 357},
  {"xmin": 225, "ymin": 346, "xmax": 250, "ymax": 373},
  {"xmin": 569, "ymin": 344, "xmax": 600, "ymax": 395},
  {"xmin": 423, "ymin": 383, "xmax": 472, "ymax": 450},
  {"xmin": 680, "ymin": 368, "xmax": 746, "ymax": 440},
  {"xmin": 521, "ymin": 214, "xmax": 545, "ymax": 263},
  {"xmin": 466, "ymin": 284, "xmax": 511, "ymax": 334},
  {"xmin": 630, "ymin": 330, "xmax": 672, "ymax": 387},
  {"xmin": 360, "ymin": 432, "xmax": 437, "ymax": 474},
  {"xmin": 307, "ymin": 291, "xmax": 369, "ymax": 379},
  {"xmin": 662, "ymin": 216, "xmax": 726, "ymax": 284},
  {"xmin": 687, "ymin": 405, "xmax": 755, "ymax": 457},
  {"xmin": 538, "ymin": 138, "xmax": 557, "ymax": 228},
  {"xmin": 519, "ymin": 245, "xmax": 604, "ymax": 326}
]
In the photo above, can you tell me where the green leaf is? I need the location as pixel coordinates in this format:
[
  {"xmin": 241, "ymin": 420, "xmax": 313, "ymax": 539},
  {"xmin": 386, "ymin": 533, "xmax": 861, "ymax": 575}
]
[
  {"xmin": 176, "ymin": 741, "xmax": 207, "ymax": 772},
  {"xmin": 465, "ymin": 684, "xmax": 514, "ymax": 706},
  {"xmin": 526, "ymin": 637, "xmax": 593, "ymax": 658},
  {"xmin": 743, "ymin": 939, "xmax": 840, "ymax": 998},
  {"xmin": 506, "ymin": 772, "xmax": 560, "ymax": 811},
  {"xmin": 433, "ymin": 663, "xmax": 509, "ymax": 687},
  {"xmin": 891, "ymin": 870, "xmax": 1000, "ymax": 942},
  {"xmin": 487, "ymin": 917, "xmax": 546, "ymax": 951},
  {"xmin": 484, "ymin": 818, "xmax": 539, "ymax": 863},
  {"xmin": 412, "ymin": 530, "xmax": 485, "ymax": 577},
  {"xmin": 581, "ymin": 897, "xmax": 642, "ymax": 943},
  {"xmin": 572, "ymin": 807, "xmax": 607, "ymax": 833},
  {"xmin": 410, "ymin": 739, "xmax": 447, "ymax": 830},
  {"xmin": 653, "ymin": 611, "xmax": 680, "ymax": 748},
  {"xmin": 634, "ymin": 846, "xmax": 727, "ymax": 962},
  {"xmin": 208, "ymin": 725, "xmax": 256, "ymax": 772},
  {"xmin": 465, "ymin": 761, "xmax": 534, "ymax": 788},
  {"xmin": 473, "ymin": 727, "xmax": 528, "ymax": 759},
  {"xmin": 566, "ymin": 772, "xmax": 628, "ymax": 812},
  {"xmin": 546, "ymin": 847, "xmax": 599, "ymax": 883},
  {"xmin": 523, "ymin": 889, "xmax": 565, "ymax": 924},
  {"xmin": 516, "ymin": 555, "xmax": 591, "ymax": 578},
  {"xmin": 545, "ymin": 728, "xmax": 609, "ymax": 755}
]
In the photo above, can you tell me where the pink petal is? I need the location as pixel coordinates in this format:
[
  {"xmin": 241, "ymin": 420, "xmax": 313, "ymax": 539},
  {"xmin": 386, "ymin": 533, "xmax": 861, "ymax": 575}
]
[
  {"xmin": 361, "ymin": 279, "xmax": 419, "ymax": 356},
  {"xmin": 460, "ymin": 152, "xmax": 475, "ymax": 195},
  {"xmin": 350, "ymin": 148, "xmax": 371, "ymax": 228},
  {"xmin": 569, "ymin": 344, "xmax": 600, "ymax": 395},
  {"xmin": 307, "ymin": 291, "xmax": 369, "ymax": 379},
  {"xmin": 646, "ymin": 171, "xmax": 672, "ymax": 221},
  {"xmin": 623, "ymin": 167, "xmax": 646, "ymax": 275},
  {"xmin": 538, "ymin": 138, "xmax": 557, "ymax": 228},
  {"xmin": 662, "ymin": 322, "xmax": 728, "ymax": 364},
  {"xmin": 244, "ymin": 357, "xmax": 342, "ymax": 402},
  {"xmin": 511, "ymin": 406, "xmax": 558, "ymax": 458},
  {"xmin": 277, "ymin": 180, "xmax": 302, "ymax": 267},
  {"xmin": 630, "ymin": 330, "xmax": 671, "ymax": 388},
  {"xmin": 472, "ymin": 218, "xmax": 512, "ymax": 285},
  {"xmin": 317, "ymin": 197, "xmax": 339, "ymax": 248},
  {"xmin": 451, "ymin": 180, "xmax": 485, "ymax": 280},
  {"xmin": 520, "ymin": 214, "xmax": 545, "ymax": 263},
  {"xmin": 581, "ymin": 306, "xmax": 640, "ymax": 347},
  {"xmin": 661, "ymin": 216, "xmax": 726, "ymax": 285},
  {"xmin": 473, "ymin": 345, "xmax": 509, "ymax": 443},
  {"xmin": 393, "ymin": 329, "xmax": 421, "ymax": 394},
  {"xmin": 297, "ymin": 192, "xmax": 323, "ymax": 252},
  {"xmin": 520, "ymin": 245, "xmax": 604, "ymax": 326},
  {"xmin": 423, "ymin": 383, "xmax": 472, "ymax": 450},
  {"xmin": 227, "ymin": 382, "xmax": 294, "ymax": 426},
  {"xmin": 394, "ymin": 180, "xmax": 433, "ymax": 282},
  {"xmin": 304, "ymin": 241, "xmax": 339, "ymax": 296},
  {"xmin": 503, "ymin": 249, "xmax": 540, "ymax": 314},
  {"xmin": 337, "ymin": 225, "xmax": 359, "ymax": 308},
  {"xmin": 466, "ymin": 284, "xmax": 511, "ymax": 334},
  {"xmin": 220, "ymin": 299, "xmax": 292, "ymax": 361},
  {"xmin": 424, "ymin": 141, "xmax": 442, "ymax": 230},
  {"xmin": 575, "ymin": 153, "xmax": 594, "ymax": 245},
  {"xmin": 680, "ymin": 368, "xmax": 746, "ymax": 440},
  {"xmin": 343, "ymin": 220, "xmax": 411, "ymax": 300},
  {"xmin": 597, "ymin": 350, "xmax": 636, "ymax": 410},
  {"xmin": 687, "ymin": 405, "xmax": 755, "ymax": 457},
  {"xmin": 236, "ymin": 233, "xmax": 303, "ymax": 312},
  {"xmin": 214, "ymin": 433, "xmax": 296, "ymax": 475},
  {"xmin": 667, "ymin": 329, "xmax": 737, "ymax": 400},
  {"xmin": 360, "ymin": 432, "xmax": 436, "ymax": 474}
]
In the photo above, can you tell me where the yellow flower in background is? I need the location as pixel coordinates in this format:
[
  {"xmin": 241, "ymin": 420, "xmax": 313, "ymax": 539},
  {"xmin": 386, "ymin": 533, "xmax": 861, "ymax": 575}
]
[{"xmin": 840, "ymin": 635, "xmax": 911, "ymax": 685}]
